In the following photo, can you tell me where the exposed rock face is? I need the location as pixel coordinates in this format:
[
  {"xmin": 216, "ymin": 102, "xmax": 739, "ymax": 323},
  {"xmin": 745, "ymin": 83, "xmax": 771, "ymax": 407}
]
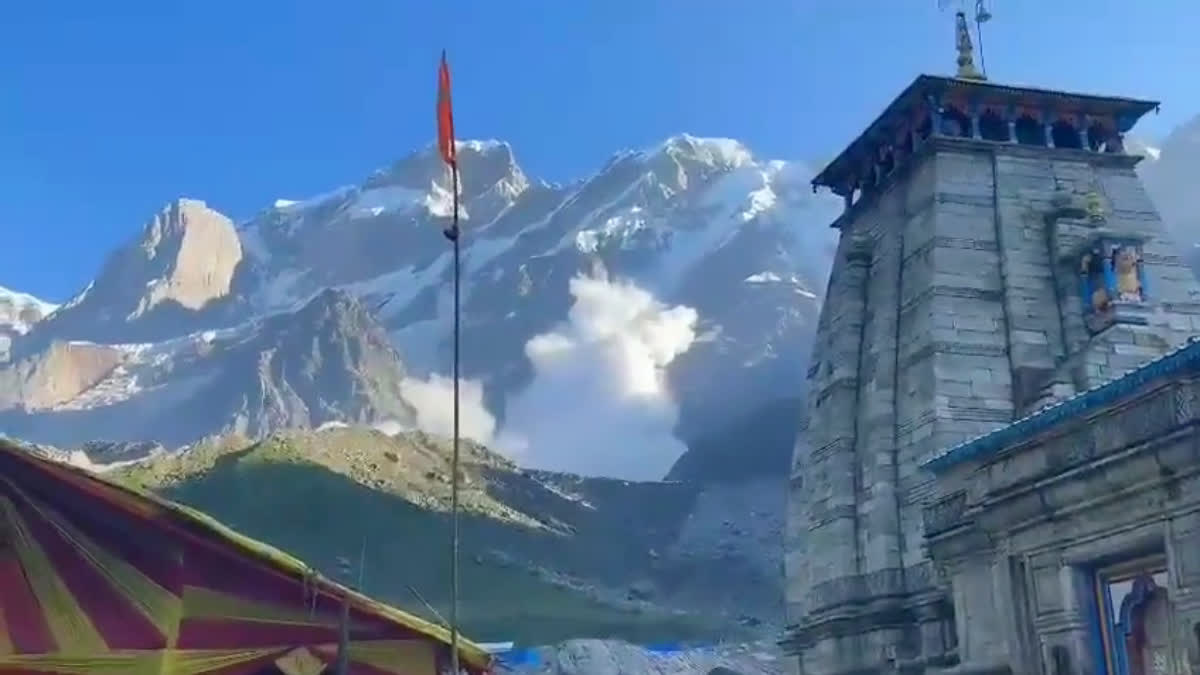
[
  {"xmin": 0, "ymin": 341, "xmax": 124, "ymax": 411},
  {"xmin": 18, "ymin": 199, "xmax": 247, "ymax": 349},
  {"xmin": 138, "ymin": 199, "xmax": 243, "ymax": 312},
  {"xmin": 662, "ymin": 478, "xmax": 785, "ymax": 620},
  {"xmin": 211, "ymin": 288, "xmax": 416, "ymax": 439},
  {"xmin": 0, "ymin": 290, "xmax": 416, "ymax": 447}
]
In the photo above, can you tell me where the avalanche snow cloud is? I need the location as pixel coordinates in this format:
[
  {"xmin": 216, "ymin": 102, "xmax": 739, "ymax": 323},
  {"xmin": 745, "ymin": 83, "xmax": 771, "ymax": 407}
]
[
  {"xmin": 499, "ymin": 273, "xmax": 698, "ymax": 481},
  {"xmin": 399, "ymin": 374, "xmax": 497, "ymax": 446}
]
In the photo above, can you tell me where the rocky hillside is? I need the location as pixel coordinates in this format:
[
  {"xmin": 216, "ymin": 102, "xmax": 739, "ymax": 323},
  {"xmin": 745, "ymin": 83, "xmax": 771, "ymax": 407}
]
[
  {"xmin": 3, "ymin": 135, "xmax": 839, "ymax": 482},
  {"xmin": 0, "ymin": 289, "xmax": 419, "ymax": 447},
  {"xmin": 77, "ymin": 426, "xmax": 783, "ymax": 644}
]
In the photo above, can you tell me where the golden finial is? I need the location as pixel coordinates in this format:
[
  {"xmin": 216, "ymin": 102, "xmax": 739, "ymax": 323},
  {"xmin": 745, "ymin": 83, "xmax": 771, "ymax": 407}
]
[{"xmin": 955, "ymin": 11, "xmax": 985, "ymax": 80}]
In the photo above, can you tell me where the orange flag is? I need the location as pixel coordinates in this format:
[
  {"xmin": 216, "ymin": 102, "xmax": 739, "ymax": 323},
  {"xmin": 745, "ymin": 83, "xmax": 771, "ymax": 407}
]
[{"xmin": 437, "ymin": 51, "xmax": 457, "ymax": 167}]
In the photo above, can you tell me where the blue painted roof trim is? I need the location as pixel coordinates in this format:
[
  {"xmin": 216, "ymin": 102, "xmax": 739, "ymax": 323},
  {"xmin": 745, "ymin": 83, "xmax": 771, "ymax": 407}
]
[{"xmin": 923, "ymin": 337, "xmax": 1200, "ymax": 474}]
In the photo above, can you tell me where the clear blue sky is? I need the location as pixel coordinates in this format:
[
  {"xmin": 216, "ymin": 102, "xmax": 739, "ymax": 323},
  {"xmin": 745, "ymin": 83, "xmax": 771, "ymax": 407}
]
[{"xmin": 3, "ymin": 0, "xmax": 1198, "ymax": 301}]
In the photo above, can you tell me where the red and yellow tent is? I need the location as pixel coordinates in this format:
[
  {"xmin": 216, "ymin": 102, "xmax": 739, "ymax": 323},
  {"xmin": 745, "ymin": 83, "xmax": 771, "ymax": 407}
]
[{"xmin": 0, "ymin": 438, "xmax": 492, "ymax": 675}]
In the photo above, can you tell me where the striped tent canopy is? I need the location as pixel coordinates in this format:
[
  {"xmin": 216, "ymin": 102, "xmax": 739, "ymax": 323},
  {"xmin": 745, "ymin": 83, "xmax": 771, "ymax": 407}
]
[{"xmin": 0, "ymin": 438, "xmax": 491, "ymax": 675}]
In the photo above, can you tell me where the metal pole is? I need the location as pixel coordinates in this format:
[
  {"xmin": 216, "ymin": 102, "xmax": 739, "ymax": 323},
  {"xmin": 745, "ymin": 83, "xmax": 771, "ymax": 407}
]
[
  {"xmin": 448, "ymin": 162, "xmax": 462, "ymax": 675},
  {"xmin": 976, "ymin": 16, "xmax": 988, "ymax": 77},
  {"xmin": 975, "ymin": 0, "xmax": 992, "ymax": 78},
  {"xmin": 334, "ymin": 556, "xmax": 352, "ymax": 675}
]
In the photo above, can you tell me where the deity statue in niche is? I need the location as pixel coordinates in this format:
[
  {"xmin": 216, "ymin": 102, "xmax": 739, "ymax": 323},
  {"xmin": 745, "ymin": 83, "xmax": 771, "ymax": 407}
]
[
  {"xmin": 1082, "ymin": 253, "xmax": 1110, "ymax": 313},
  {"xmin": 1120, "ymin": 575, "xmax": 1175, "ymax": 675},
  {"xmin": 1114, "ymin": 245, "xmax": 1144, "ymax": 302}
]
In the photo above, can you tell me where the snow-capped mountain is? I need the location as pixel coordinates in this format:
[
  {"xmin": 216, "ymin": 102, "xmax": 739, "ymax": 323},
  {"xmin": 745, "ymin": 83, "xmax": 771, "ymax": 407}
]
[
  {"xmin": 1, "ymin": 135, "xmax": 841, "ymax": 479},
  {"xmin": 0, "ymin": 285, "xmax": 57, "ymax": 334},
  {"xmin": 0, "ymin": 289, "xmax": 417, "ymax": 447},
  {"xmin": 0, "ymin": 285, "xmax": 58, "ymax": 363}
]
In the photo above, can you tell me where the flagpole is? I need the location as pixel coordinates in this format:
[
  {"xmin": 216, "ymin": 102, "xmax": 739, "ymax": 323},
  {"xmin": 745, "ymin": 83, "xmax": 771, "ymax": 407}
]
[
  {"xmin": 447, "ymin": 160, "xmax": 462, "ymax": 675},
  {"xmin": 436, "ymin": 50, "xmax": 463, "ymax": 675}
]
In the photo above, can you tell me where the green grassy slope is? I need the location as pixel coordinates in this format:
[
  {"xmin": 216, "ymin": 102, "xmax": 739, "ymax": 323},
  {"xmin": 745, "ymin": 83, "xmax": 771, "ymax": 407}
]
[{"xmin": 111, "ymin": 430, "xmax": 736, "ymax": 644}]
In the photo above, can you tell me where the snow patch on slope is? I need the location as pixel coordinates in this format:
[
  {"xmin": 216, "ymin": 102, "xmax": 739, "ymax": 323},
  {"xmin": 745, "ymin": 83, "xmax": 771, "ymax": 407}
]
[
  {"xmin": 652, "ymin": 134, "xmax": 755, "ymax": 169},
  {"xmin": 0, "ymin": 285, "xmax": 60, "ymax": 334}
]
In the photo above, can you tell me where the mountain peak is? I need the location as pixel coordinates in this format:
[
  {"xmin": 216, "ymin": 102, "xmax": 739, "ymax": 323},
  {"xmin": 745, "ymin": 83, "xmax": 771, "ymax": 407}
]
[
  {"xmin": 15, "ymin": 198, "xmax": 246, "ymax": 348},
  {"xmin": 656, "ymin": 134, "xmax": 754, "ymax": 169},
  {"xmin": 291, "ymin": 287, "xmax": 376, "ymax": 328},
  {"xmin": 361, "ymin": 138, "xmax": 528, "ymax": 209},
  {"xmin": 0, "ymin": 285, "xmax": 58, "ymax": 336},
  {"xmin": 457, "ymin": 138, "xmax": 513, "ymax": 157}
]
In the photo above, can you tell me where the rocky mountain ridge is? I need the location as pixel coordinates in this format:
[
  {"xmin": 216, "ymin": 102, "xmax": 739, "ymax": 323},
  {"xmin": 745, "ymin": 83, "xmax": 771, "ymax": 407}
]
[
  {"xmin": 2, "ymin": 134, "xmax": 841, "ymax": 482},
  {"xmin": 0, "ymin": 289, "xmax": 421, "ymax": 447}
]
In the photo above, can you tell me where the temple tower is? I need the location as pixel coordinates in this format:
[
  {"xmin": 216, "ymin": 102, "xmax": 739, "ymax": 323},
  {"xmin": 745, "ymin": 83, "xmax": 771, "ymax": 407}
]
[{"xmin": 782, "ymin": 17, "xmax": 1198, "ymax": 675}]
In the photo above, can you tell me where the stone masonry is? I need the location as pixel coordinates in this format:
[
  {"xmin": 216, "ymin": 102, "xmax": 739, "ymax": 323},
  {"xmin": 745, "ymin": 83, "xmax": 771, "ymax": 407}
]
[
  {"xmin": 923, "ymin": 345, "xmax": 1200, "ymax": 674},
  {"xmin": 783, "ymin": 74, "xmax": 1198, "ymax": 675}
]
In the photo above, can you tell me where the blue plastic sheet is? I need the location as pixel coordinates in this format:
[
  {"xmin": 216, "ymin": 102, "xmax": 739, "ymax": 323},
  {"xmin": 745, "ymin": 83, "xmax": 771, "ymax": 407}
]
[{"xmin": 495, "ymin": 649, "xmax": 541, "ymax": 667}]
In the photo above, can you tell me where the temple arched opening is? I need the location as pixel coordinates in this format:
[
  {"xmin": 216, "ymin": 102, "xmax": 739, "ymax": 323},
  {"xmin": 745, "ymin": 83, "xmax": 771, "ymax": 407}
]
[
  {"xmin": 1014, "ymin": 114, "xmax": 1043, "ymax": 145},
  {"xmin": 1087, "ymin": 121, "xmax": 1108, "ymax": 152},
  {"xmin": 1051, "ymin": 118, "xmax": 1083, "ymax": 149},
  {"xmin": 916, "ymin": 113, "xmax": 933, "ymax": 141},
  {"xmin": 978, "ymin": 109, "xmax": 1008, "ymax": 142},
  {"xmin": 939, "ymin": 105, "xmax": 971, "ymax": 138}
]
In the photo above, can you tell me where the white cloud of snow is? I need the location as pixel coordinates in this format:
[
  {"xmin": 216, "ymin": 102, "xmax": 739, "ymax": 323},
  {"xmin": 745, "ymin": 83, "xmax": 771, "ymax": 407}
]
[
  {"xmin": 497, "ymin": 273, "xmax": 698, "ymax": 481},
  {"xmin": 400, "ymin": 374, "xmax": 497, "ymax": 446}
]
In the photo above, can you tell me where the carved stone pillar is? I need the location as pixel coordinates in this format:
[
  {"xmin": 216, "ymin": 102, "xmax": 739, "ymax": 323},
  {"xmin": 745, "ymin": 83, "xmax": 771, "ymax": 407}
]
[{"xmin": 929, "ymin": 94, "xmax": 943, "ymax": 137}]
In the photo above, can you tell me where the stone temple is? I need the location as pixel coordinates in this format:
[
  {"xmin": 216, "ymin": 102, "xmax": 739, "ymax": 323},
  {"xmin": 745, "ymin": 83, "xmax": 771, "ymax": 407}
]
[{"xmin": 783, "ymin": 14, "xmax": 1200, "ymax": 675}]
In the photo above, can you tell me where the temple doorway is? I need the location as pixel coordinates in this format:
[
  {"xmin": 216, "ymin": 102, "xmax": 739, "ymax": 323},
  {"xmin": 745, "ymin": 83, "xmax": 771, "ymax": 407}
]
[{"xmin": 1094, "ymin": 557, "xmax": 1181, "ymax": 674}]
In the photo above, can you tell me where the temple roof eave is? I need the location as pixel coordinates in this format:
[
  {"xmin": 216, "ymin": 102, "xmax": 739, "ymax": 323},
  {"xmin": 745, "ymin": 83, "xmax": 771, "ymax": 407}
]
[
  {"xmin": 811, "ymin": 74, "xmax": 1161, "ymax": 196},
  {"xmin": 922, "ymin": 337, "xmax": 1200, "ymax": 474}
]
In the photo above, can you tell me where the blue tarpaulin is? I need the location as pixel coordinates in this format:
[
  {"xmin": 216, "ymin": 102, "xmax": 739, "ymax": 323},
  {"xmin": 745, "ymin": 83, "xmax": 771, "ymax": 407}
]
[{"xmin": 495, "ymin": 649, "xmax": 541, "ymax": 667}]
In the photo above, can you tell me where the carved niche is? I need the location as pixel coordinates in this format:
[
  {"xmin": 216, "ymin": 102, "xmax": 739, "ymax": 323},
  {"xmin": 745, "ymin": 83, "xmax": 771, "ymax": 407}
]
[{"xmin": 1078, "ymin": 238, "xmax": 1148, "ymax": 334}]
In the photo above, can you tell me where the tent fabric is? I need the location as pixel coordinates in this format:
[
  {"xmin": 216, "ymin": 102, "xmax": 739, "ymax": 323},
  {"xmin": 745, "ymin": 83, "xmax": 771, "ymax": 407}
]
[{"xmin": 0, "ymin": 438, "xmax": 491, "ymax": 674}]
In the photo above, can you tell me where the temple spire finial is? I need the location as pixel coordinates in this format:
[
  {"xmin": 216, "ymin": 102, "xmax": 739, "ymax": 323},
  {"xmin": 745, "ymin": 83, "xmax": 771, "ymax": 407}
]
[{"xmin": 954, "ymin": 10, "xmax": 986, "ymax": 80}]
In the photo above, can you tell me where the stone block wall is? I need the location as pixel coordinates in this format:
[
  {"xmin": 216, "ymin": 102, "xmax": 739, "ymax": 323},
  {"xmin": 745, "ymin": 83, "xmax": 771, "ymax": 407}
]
[
  {"xmin": 787, "ymin": 134, "xmax": 1200, "ymax": 675},
  {"xmin": 926, "ymin": 375, "xmax": 1200, "ymax": 674}
]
